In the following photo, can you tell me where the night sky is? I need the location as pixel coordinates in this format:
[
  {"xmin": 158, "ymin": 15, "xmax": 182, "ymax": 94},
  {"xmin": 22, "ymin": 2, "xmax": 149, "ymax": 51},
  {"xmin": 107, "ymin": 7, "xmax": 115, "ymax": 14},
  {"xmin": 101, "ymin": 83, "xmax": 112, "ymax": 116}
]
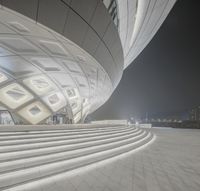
[{"xmin": 91, "ymin": 0, "xmax": 200, "ymax": 120}]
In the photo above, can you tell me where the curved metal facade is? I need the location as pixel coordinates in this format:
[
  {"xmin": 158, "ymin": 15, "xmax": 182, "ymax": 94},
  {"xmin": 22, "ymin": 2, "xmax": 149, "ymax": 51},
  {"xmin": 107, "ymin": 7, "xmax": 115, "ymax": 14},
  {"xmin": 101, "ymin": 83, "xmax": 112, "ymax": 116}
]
[
  {"xmin": 0, "ymin": 0, "xmax": 123, "ymax": 124},
  {"xmin": 0, "ymin": 0, "xmax": 176, "ymax": 124},
  {"xmin": 116, "ymin": 0, "xmax": 176, "ymax": 68}
]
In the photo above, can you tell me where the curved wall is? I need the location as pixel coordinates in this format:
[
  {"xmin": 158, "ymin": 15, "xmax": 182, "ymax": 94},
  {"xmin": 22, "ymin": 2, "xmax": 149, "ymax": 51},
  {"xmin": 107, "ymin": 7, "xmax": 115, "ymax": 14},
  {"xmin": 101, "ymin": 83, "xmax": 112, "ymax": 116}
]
[
  {"xmin": 0, "ymin": 0, "xmax": 176, "ymax": 124},
  {"xmin": 0, "ymin": 0, "xmax": 123, "ymax": 124},
  {"xmin": 116, "ymin": 0, "xmax": 176, "ymax": 68},
  {"xmin": 1, "ymin": 0, "xmax": 124, "ymax": 87}
]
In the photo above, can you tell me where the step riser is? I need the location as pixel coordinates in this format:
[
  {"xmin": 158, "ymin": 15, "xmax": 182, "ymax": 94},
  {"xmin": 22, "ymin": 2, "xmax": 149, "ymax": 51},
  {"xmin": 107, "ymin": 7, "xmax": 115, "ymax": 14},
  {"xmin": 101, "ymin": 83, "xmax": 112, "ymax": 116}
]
[
  {"xmin": 0, "ymin": 131, "xmax": 147, "ymax": 173},
  {"xmin": 0, "ymin": 128, "xmax": 137, "ymax": 146},
  {"xmin": 0, "ymin": 129, "xmax": 143, "ymax": 162},
  {"xmin": 0, "ymin": 126, "xmax": 134, "ymax": 140},
  {"xmin": 0, "ymin": 132, "xmax": 150, "ymax": 176},
  {"xmin": 0, "ymin": 125, "xmax": 127, "ymax": 133},
  {"xmin": 0, "ymin": 133, "xmax": 154, "ymax": 190},
  {"xmin": 0, "ymin": 128, "xmax": 139, "ymax": 152}
]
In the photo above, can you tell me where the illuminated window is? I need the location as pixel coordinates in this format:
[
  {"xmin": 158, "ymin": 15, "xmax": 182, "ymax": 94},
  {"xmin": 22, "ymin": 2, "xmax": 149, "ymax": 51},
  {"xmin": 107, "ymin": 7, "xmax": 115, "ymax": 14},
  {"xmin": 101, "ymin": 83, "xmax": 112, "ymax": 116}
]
[
  {"xmin": 43, "ymin": 92, "xmax": 66, "ymax": 112},
  {"xmin": 64, "ymin": 88, "xmax": 79, "ymax": 99},
  {"xmin": 48, "ymin": 94, "xmax": 59, "ymax": 105},
  {"xmin": 23, "ymin": 75, "xmax": 55, "ymax": 96},
  {"xmin": 66, "ymin": 89, "xmax": 76, "ymax": 98},
  {"xmin": 0, "ymin": 72, "xmax": 8, "ymax": 83},
  {"xmin": 0, "ymin": 83, "xmax": 33, "ymax": 109},
  {"xmin": 18, "ymin": 101, "xmax": 51, "ymax": 124}
]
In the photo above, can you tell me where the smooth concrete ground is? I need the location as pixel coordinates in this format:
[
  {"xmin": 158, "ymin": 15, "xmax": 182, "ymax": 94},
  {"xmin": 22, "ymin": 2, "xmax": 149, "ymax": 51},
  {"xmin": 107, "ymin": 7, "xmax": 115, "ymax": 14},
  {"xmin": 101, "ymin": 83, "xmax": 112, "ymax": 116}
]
[{"xmin": 46, "ymin": 127, "xmax": 200, "ymax": 191}]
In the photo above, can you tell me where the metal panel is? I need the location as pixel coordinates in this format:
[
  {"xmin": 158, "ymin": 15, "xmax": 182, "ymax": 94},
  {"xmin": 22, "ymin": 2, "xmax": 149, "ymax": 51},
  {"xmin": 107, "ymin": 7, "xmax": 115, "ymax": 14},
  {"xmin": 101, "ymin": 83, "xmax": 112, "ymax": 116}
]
[{"xmin": 38, "ymin": 0, "xmax": 69, "ymax": 33}]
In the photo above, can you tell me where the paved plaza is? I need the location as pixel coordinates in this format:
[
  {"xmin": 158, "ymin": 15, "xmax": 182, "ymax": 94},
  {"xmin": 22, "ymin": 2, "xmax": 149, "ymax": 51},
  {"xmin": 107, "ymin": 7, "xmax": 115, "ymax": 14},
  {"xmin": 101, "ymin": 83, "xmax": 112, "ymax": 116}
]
[
  {"xmin": 62, "ymin": 128, "xmax": 200, "ymax": 191},
  {"xmin": 2, "ymin": 127, "xmax": 198, "ymax": 191}
]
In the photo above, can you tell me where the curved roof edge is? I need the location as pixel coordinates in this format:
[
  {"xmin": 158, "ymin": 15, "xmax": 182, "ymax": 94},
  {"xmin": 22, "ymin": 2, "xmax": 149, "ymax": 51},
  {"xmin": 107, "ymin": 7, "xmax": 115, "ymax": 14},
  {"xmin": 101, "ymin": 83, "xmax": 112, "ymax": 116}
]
[{"xmin": 117, "ymin": 0, "xmax": 177, "ymax": 68}]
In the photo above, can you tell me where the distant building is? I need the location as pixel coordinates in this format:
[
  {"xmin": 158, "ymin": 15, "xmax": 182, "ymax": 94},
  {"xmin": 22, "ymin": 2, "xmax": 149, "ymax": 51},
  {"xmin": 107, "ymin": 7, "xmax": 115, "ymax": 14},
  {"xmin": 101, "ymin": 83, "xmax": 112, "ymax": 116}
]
[{"xmin": 189, "ymin": 106, "xmax": 200, "ymax": 121}]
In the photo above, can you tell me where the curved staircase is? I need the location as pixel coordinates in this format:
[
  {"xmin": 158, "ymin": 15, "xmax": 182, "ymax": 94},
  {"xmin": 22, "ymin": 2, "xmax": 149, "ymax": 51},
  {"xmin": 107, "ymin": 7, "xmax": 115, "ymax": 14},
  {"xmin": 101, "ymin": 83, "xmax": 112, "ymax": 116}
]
[{"xmin": 0, "ymin": 125, "xmax": 155, "ymax": 191}]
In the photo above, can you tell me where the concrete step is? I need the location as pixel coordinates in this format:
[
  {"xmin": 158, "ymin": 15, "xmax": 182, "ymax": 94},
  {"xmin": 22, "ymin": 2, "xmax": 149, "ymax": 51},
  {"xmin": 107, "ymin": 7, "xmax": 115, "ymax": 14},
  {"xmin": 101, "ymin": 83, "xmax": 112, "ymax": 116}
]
[
  {"xmin": 0, "ymin": 128, "xmax": 139, "ymax": 153},
  {"xmin": 0, "ymin": 130, "xmax": 146, "ymax": 172},
  {"xmin": 0, "ymin": 131, "xmax": 154, "ymax": 190},
  {"xmin": 0, "ymin": 129, "xmax": 142, "ymax": 162},
  {"xmin": 0, "ymin": 125, "xmax": 130, "ymax": 137},
  {"xmin": 0, "ymin": 127, "xmax": 136, "ymax": 146},
  {"xmin": 0, "ymin": 126, "xmax": 134, "ymax": 141}
]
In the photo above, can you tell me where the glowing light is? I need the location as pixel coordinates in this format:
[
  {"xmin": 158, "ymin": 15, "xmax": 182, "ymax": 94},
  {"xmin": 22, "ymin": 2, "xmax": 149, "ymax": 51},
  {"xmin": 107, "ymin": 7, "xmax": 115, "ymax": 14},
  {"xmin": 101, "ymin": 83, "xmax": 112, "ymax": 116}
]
[
  {"xmin": 0, "ymin": 83, "xmax": 33, "ymax": 109},
  {"xmin": 18, "ymin": 101, "xmax": 51, "ymax": 124},
  {"xmin": 43, "ymin": 92, "xmax": 66, "ymax": 112},
  {"xmin": 0, "ymin": 72, "xmax": 8, "ymax": 83}
]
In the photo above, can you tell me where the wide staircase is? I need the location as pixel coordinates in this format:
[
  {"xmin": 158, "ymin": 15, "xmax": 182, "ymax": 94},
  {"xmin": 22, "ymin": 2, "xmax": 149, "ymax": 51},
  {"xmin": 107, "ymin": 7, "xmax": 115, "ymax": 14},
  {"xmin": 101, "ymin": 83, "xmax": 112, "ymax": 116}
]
[{"xmin": 0, "ymin": 125, "xmax": 154, "ymax": 190}]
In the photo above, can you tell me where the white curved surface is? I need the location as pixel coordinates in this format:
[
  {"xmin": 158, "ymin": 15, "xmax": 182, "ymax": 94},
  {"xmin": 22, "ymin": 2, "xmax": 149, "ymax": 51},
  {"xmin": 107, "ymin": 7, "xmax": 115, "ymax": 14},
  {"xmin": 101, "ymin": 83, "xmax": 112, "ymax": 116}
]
[
  {"xmin": 0, "ymin": 3, "xmax": 119, "ymax": 124},
  {"xmin": 0, "ymin": 0, "xmax": 176, "ymax": 124},
  {"xmin": 117, "ymin": 0, "xmax": 176, "ymax": 68}
]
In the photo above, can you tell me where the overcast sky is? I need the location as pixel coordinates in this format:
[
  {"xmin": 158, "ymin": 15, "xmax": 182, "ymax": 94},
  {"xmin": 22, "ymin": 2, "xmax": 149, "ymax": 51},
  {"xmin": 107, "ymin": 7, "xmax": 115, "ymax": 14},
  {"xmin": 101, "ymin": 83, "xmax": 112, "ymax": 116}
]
[{"xmin": 91, "ymin": 0, "xmax": 200, "ymax": 120}]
